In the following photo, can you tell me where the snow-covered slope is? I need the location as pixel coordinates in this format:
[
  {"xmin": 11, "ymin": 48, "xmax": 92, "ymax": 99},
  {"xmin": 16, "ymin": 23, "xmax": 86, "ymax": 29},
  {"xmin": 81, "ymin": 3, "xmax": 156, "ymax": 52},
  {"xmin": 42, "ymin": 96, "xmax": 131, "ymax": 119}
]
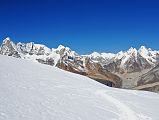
[{"xmin": 0, "ymin": 55, "xmax": 159, "ymax": 120}]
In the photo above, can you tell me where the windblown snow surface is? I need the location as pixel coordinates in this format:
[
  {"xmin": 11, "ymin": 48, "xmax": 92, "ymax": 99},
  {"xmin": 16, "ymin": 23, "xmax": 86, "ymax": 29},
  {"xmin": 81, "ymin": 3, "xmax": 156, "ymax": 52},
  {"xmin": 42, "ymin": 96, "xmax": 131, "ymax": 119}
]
[{"xmin": 0, "ymin": 55, "xmax": 159, "ymax": 120}]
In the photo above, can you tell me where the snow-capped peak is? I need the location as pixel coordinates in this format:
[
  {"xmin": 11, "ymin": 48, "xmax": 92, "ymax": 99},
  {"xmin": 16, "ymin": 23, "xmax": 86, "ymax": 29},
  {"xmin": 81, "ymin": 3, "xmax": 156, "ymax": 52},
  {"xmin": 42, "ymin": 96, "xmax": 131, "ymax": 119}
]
[
  {"xmin": 57, "ymin": 44, "xmax": 65, "ymax": 51},
  {"xmin": 115, "ymin": 51, "xmax": 124, "ymax": 60},
  {"xmin": 90, "ymin": 52, "xmax": 101, "ymax": 58},
  {"xmin": 127, "ymin": 47, "xmax": 137, "ymax": 53},
  {"xmin": 89, "ymin": 52, "xmax": 116, "ymax": 59},
  {"xmin": 2, "ymin": 37, "xmax": 11, "ymax": 43},
  {"xmin": 101, "ymin": 52, "xmax": 116, "ymax": 59},
  {"xmin": 56, "ymin": 44, "xmax": 77, "ymax": 56},
  {"xmin": 5, "ymin": 37, "xmax": 10, "ymax": 41},
  {"xmin": 138, "ymin": 46, "xmax": 150, "ymax": 57},
  {"xmin": 138, "ymin": 46, "xmax": 149, "ymax": 53},
  {"xmin": 127, "ymin": 47, "xmax": 138, "ymax": 57},
  {"xmin": 139, "ymin": 45, "xmax": 147, "ymax": 50},
  {"xmin": 1, "ymin": 37, "xmax": 17, "ymax": 51}
]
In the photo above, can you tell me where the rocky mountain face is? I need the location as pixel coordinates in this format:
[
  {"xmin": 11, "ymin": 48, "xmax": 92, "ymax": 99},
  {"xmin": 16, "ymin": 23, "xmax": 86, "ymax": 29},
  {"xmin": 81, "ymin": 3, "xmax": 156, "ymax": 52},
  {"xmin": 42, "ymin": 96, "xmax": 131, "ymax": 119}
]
[
  {"xmin": 135, "ymin": 65, "xmax": 159, "ymax": 92},
  {"xmin": 0, "ymin": 37, "xmax": 122, "ymax": 88},
  {"xmin": 138, "ymin": 64, "xmax": 159, "ymax": 85}
]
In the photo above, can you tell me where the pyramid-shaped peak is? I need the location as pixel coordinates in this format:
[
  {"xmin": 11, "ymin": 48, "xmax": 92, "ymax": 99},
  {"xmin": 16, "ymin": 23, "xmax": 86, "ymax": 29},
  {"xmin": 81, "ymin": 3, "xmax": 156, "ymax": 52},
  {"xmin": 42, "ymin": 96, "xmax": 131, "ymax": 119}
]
[
  {"xmin": 3, "ymin": 37, "xmax": 11, "ymax": 42},
  {"xmin": 128, "ymin": 47, "xmax": 137, "ymax": 51},
  {"xmin": 127, "ymin": 47, "xmax": 137, "ymax": 54},
  {"xmin": 138, "ymin": 46, "xmax": 150, "ymax": 56},
  {"xmin": 2, "ymin": 37, "xmax": 13, "ymax": 44},
  {"xmin": 57, "ymin": 44, "xmax": 65, "ymax": 50},
  {"xmin": 139, "ymin": 46, "xmax": 148, "ymax": 50},
  {"xmin": 138, "ymin": 46, "xmax": 149, "ymax": 52},
  {"xmin": 5, "ymin": 37, "xmax": 10, "ymax": 40},
  {"xmin": 57, "ymin": 44, "xmax": 72, "ymax": 52}
]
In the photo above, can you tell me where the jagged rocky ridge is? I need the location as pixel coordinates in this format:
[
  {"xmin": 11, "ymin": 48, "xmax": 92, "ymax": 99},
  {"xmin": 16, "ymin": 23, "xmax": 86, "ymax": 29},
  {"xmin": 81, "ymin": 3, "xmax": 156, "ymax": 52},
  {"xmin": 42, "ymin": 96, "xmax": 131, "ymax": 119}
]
[{"xmin": 0, "ymin": 37, "xmax": 159, "ymax": 90}]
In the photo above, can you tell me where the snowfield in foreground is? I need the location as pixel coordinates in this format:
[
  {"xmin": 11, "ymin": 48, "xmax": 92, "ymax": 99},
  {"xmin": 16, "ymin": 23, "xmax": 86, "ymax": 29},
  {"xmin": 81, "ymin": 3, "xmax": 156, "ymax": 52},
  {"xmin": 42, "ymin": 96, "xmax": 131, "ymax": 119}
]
[{"xmin": 0, "ymin": 55, "xmax": 159, "ymax": 120}]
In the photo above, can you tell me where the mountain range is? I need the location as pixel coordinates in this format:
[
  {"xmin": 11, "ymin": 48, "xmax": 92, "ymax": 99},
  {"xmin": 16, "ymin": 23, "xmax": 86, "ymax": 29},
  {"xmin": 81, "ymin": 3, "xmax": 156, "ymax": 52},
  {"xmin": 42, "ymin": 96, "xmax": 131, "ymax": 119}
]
[{"xmin": 0, "ymin": 37, "xmax": 159, "ymax": 92}]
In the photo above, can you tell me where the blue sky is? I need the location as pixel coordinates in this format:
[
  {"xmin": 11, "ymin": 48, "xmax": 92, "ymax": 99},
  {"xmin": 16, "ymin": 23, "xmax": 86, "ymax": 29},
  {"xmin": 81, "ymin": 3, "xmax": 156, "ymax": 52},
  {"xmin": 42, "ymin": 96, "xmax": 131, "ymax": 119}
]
[{"xmin": 0, "ymin": 0, "xmax": 159, "ymax": 54}]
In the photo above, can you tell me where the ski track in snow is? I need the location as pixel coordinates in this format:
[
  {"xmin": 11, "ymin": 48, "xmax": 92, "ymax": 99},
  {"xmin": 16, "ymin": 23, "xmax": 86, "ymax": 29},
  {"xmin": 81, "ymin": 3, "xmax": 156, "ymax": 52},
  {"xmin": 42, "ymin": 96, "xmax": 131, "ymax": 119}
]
[{"xmin": 95, "ymin": 90, "xmax": 149, "ymax": 120}]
